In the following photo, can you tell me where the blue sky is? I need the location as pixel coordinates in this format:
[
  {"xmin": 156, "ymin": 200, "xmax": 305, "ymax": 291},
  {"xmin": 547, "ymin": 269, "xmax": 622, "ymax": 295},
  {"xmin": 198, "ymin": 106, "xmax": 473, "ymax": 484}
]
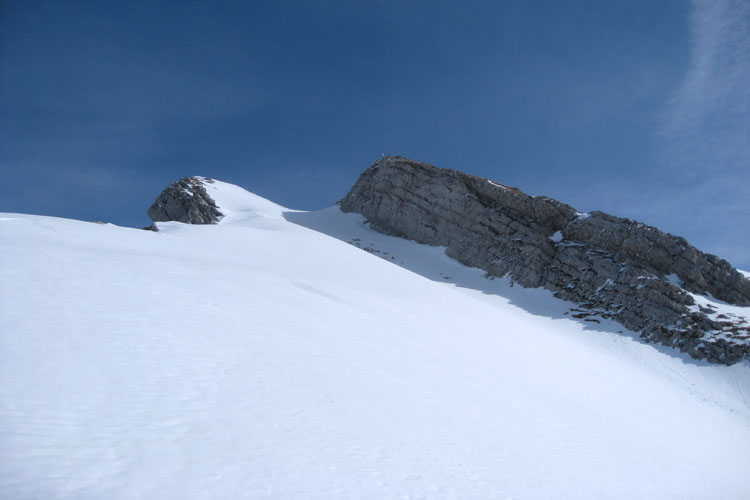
[{"xmin": 1, "ymin": 0, "xmax": 748, "ymax": 268}]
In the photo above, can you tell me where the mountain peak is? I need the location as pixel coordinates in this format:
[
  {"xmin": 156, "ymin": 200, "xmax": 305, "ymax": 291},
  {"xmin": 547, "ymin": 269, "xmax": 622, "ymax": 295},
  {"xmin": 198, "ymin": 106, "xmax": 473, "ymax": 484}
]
[
  {"xmin": 147, "ymin": 176, "xmax": 224, "ymax": 225},
  {"xmin": 340, "ymin": 155, "xmax": 750, "ymax": 364},
  {"xmin": 145, "ymin": 157, "xmax": 750, "ymax": 364},
  {"xmin": 147, "ymin": 176, "xmax": 286, "ymax": 226}
]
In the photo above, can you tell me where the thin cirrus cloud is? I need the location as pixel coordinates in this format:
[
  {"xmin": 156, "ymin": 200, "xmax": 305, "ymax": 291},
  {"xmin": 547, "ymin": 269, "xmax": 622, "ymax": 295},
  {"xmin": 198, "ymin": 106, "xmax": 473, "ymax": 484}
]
[
  {"xmin": 662, "ymin": 0, "xmax": 750, "ymax": 176},
  {"xmin": 657, "ymin": 0, "xmax": 750, "ymax": 269},
  {"xmin": 556, "ymin": 0, "xmax": 750, "ymax": 271}
]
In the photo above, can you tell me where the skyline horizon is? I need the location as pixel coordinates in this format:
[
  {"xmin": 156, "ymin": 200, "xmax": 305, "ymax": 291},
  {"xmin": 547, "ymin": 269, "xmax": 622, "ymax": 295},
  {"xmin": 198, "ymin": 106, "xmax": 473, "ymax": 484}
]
[{"xmin": 2, "ymin": 0, "xmax": 748, "ymax": 269}]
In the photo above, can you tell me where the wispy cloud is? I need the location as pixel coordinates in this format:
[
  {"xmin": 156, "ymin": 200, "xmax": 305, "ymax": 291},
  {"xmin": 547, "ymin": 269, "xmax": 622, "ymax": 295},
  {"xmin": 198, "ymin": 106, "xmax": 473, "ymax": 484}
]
[
  {"xmin": 662, "ymin": 0, "xmax": 750, "ymax": 176},
  {"xmin": 651, "ymin": 0, "xmax": 750, "ymax": 269}
]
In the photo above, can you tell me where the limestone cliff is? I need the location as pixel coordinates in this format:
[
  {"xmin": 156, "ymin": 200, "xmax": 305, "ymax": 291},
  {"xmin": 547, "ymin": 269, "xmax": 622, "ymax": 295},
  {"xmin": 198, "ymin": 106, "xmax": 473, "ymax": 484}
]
[{"xmin": 340, "ymin": 156, "xmax": 750, "ymax": 364}]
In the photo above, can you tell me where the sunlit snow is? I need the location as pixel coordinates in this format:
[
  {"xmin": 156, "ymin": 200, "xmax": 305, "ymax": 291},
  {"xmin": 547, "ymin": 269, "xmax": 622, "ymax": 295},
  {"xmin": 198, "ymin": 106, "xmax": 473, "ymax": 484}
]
[{"xmin": 1, "ymin": 180, "xmax": 749, "ymax": 499}]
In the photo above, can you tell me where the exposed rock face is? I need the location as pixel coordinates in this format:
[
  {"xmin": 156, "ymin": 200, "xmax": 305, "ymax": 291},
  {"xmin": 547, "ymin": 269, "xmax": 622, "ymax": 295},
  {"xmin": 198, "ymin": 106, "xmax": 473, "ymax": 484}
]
[
  {"xmin": 148, "ymin": 177, "xmax": 223, "ymax": 225},
  {"xmin": 340, "ymin": 156, "xmax": 750, "ymax": 364}
]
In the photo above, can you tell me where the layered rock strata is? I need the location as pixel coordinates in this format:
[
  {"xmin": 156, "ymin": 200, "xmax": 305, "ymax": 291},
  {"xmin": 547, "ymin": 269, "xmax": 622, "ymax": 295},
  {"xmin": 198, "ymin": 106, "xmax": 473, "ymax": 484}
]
[
  {"xmin": 148, "ymin": 177, "xmax": 223, "ymax": 225},
  {"xmin": 340, "ymin": 156, "xmax": 750, "ymax": 364}
]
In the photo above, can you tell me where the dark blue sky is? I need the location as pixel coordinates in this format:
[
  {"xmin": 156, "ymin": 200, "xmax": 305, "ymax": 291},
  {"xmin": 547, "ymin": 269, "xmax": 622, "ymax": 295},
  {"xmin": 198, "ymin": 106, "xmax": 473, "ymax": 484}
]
[{"xmin": 2, "ymin": 1, "xmax": 748, "ymax": 268}]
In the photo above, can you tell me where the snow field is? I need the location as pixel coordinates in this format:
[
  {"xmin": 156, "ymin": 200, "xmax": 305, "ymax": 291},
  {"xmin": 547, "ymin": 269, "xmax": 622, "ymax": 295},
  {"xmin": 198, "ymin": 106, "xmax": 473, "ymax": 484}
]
[{"xmin": 1, "ymin": 182, "xmax": 749, "ymax": 499}]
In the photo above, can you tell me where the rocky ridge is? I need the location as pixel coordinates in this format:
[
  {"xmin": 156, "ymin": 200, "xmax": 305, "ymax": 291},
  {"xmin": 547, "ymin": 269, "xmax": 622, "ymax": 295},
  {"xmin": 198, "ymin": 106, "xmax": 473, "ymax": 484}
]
[
  {"xmin": 147, "ymin": 176, "xmax": 224, "ymax": 225},
  {"xmin": 339, "ymin": 156, "xmax": 750, "ymax": 364}
]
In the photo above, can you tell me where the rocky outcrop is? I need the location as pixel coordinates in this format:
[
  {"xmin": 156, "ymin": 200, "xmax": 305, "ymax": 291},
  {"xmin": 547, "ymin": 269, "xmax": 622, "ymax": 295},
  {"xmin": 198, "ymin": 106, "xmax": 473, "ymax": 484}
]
[
  {"xmin": 340, "ymin": 156, "xmax": 750, "ymax": 364},
  {"xmin": 148, "ymin": 177, "xmax": 223, "ymax": 225}
]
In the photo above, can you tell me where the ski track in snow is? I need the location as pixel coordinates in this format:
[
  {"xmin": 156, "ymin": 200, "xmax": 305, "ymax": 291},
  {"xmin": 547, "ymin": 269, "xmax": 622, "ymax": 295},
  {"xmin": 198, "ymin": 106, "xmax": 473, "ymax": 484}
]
[{"xmin": 1, "ymin": 182, "xmax": 749, "ymax": 499}]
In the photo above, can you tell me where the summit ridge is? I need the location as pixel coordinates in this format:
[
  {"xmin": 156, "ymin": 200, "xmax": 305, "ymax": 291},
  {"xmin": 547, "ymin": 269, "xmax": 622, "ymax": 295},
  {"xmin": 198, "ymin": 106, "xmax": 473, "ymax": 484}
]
[{"xmin": 339, "ymin": 156, "xmax": 750, "ymax": 364}]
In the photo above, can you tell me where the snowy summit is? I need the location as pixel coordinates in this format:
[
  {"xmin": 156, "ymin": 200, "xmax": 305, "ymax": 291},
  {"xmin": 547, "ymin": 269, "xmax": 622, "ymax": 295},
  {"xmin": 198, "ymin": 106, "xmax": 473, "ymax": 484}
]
[{"xmin": 1, "ymin": 165, "xmax": 750, "ymax": 499}]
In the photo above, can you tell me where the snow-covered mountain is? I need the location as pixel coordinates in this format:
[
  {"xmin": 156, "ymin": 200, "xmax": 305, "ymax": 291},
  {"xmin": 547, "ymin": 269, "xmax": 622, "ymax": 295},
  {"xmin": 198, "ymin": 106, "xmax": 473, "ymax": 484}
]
[{"xmin": 1, "ymin": 178, "xmax": 749, "ymax": 499}]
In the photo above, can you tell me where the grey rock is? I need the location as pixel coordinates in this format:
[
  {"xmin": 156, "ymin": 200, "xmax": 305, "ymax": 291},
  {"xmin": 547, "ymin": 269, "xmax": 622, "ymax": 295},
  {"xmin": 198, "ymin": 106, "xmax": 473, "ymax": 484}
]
[
  {"xmin": 340, "ymin": 156, "xmax": 750, "ymax": 365},
  {"xmin": 148, "ymin": 177, "xmax": 223, "ymax": 225}
]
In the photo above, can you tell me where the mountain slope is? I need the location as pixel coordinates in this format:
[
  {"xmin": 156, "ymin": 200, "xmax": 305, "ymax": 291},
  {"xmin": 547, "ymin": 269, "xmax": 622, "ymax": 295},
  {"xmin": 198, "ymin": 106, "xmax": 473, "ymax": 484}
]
[
  {"xmin": 1, "ymin": 180, "xmax": 749, "ymax": 499},
  {"xmin": 339, "ymin": 156, "xmax": 750, "ymax": 364}
]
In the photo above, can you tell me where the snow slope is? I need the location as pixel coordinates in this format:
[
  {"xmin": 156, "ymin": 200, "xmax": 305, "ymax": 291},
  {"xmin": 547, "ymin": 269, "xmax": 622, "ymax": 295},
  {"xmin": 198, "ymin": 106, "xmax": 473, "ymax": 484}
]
[{"xmin": 1, "ymin": 180, "xmax": 749, "ymax": 499}]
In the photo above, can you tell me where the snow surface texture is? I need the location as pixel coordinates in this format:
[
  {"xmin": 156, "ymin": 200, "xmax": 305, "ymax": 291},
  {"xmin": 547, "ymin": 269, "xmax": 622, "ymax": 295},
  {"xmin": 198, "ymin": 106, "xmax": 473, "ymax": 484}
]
[{"xmin": 1, "ymin": 180, "xmax": 750, "ymax": 499}]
